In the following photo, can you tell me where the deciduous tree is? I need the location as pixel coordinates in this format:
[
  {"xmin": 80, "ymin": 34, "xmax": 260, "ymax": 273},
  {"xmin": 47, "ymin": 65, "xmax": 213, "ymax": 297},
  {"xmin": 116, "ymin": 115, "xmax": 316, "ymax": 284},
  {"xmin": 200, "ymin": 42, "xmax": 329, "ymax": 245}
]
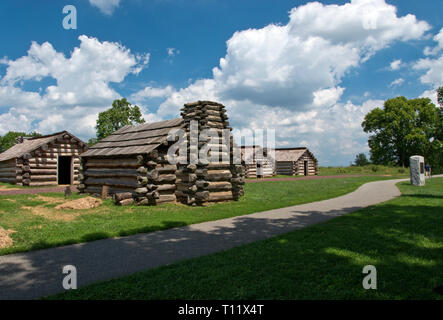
[
  {"xmin": 437, "ymin": 86, "xmax": 443, "ymax": 108},
  {"xmin": 354, "ymin": 153, "xmax": 370, "ymax": 166},
  {"xmin": 0, "ymin": 131, "xmax": 42, "ymax": 153},
  {"xmin": 362, "ymin": 97, "xmax": 440, "ymax": 167},
  {"xmin": 95, "ymin": 98, "xmax": 145, "ymax": 140}
]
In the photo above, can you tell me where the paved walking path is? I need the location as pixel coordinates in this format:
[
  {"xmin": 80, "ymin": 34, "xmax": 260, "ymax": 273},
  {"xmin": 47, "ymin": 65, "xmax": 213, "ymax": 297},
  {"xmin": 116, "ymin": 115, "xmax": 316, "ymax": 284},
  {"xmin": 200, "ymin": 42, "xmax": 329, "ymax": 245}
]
[{"xmin": 0, "ymin": 176, "xmax": 439, "ymax": 299}]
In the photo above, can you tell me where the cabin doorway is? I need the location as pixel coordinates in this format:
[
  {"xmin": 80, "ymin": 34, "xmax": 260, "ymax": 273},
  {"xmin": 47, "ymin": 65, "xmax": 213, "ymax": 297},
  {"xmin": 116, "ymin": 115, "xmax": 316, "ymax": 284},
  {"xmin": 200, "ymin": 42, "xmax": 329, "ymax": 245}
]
[
  {"xmin": 303, "ymin": 161, "xmax": 308, "ymax": 176},
  {"xmin": 58, "ymin": 156, "xmax": 72, "ymax": 185},
  {"xmin": 256, "ymin": 160, "xmax": 263, "ymax": 178}
]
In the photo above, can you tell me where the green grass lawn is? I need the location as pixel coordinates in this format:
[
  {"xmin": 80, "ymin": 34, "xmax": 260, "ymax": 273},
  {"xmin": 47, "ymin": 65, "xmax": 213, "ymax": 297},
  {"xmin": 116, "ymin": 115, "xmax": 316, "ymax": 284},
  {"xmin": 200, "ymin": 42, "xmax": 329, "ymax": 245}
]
[
  {"xmin": 244, "ymin": 165, "xmax": 409, "ymax": 180},
  {"xmin": 0, "ymin": 182, "xmax": 18, "ymax": 189},
  {"xmin": 318, "ymin": 165, "xmax": 410, "ymax": 176},
  {"xmin": 0, "ymin": 176, "xmax": 395, "ymax": 256},
  {"xmin": 0, "ymin": 182, "xmax": 54, "ymax": 189},
  {"xmin": 50, "ymin": 178, "xmax": 443, "ymax": 300}
]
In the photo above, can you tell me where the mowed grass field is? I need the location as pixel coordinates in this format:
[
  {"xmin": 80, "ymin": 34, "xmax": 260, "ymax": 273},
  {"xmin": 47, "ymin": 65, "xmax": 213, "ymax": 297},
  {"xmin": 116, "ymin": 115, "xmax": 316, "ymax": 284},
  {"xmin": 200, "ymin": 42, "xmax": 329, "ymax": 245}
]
[
  {"xmin": 244, "ymin": 165, "xmax": 410, "ymax": 180},
  {"xmin": 50, "ymin": 178, "xmax": 443, "ymax": 300},
  {"xmin": 0, "ymin": 176, "xmax": 395, "ymax": 256},
  {"xmin": 318, "ymin": 165, "xmax": 410, "ymax": 176}
]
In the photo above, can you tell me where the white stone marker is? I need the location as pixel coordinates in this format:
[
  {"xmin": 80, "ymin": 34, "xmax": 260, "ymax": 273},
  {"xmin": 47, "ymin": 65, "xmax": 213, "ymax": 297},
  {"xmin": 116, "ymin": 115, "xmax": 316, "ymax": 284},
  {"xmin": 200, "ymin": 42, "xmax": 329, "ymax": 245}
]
[{"xmin": 410, "ymin": 155, "xmax": 425, "ymax": 186}]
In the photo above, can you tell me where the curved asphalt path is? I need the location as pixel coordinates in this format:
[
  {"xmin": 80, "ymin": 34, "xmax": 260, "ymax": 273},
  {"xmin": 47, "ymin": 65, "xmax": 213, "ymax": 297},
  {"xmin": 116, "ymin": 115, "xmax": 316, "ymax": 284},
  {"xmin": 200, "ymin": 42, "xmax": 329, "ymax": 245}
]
[{"xmin": 0, "ymin": 176, "xmax": 439, "ymax": 299}]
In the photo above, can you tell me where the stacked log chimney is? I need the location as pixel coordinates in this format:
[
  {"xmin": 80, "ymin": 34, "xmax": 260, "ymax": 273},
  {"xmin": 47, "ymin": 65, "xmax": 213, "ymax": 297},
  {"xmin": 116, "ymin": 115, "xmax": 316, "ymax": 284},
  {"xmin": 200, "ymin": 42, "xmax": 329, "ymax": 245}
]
[{"xmin": 176, "ymin": 101, "xmax": 245, "ymax": 205}]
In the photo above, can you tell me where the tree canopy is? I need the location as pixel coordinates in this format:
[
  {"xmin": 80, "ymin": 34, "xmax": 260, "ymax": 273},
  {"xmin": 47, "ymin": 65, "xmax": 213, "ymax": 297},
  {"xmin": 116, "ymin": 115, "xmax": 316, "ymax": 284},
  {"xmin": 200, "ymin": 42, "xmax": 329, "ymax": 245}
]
[
  {"xmin": 433, "ymin": 87, "xmax": 443, "ymax": 172},
  {"xmin": 95, "ymin": 98, "xmax": 145, "ymax": 141},
  {"xmin": 354, "ymin": 153, "xmax": 370, "ymax": 166},
  {"xmin": 362, "ymin": 96, "xmax": 441, "ymax": 167},
  {"xmin": 437, "ymin": 86, "xmax": 443, "ymax": 107},
  {"xmin": 0, "ymin": 131, "xmax": 42, "ymax": 153}
]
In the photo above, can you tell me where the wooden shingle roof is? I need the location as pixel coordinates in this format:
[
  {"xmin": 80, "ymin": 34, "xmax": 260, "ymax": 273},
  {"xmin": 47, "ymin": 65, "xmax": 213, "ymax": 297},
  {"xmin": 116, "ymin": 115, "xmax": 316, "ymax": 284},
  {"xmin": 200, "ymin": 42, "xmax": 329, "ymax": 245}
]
[
  {"xmin": 81, "ymin": 118, "xmax": 185, "ymax": 157},
  {"xmin": 240, "ymin": 146, "xmax": 317, "ymax": 163},
  {"xmin": 0, "ymin": 131, "xmax": 83, "ymax": 162}
]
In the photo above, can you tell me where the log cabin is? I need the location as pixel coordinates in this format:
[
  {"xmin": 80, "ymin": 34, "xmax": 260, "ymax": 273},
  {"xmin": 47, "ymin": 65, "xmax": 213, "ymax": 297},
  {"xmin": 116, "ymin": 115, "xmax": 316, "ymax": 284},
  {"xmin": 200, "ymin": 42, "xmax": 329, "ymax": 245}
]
[
  {"xmin": 0, "ymin": 131, "xmax": 87, "ymax": 186},
  {"xmin": 78, "ymin": 101, "xmax": 245, "ymax": 206},
  {"xmin": 240, "ymin": 146, "xmax": 275, "ymax": 178},
  {"xmin": 274, "ymin": 147, "xmax": 318, "ymax": 176}
]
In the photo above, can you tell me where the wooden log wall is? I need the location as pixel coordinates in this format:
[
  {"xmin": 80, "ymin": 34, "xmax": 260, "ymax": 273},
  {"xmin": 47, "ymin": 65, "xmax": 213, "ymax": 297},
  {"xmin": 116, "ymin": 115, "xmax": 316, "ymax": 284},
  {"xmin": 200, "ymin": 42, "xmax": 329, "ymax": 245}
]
[
  {"xmin": 276, "ymin": 161, "xmax": 294, "ymax": 176},
  {"xmin": 256, "ymin": 159, "xmax": 274, "ymax": 178},
  {"xmin": 294, "ymin": 152, "xmax": 318, "ymax": 176},
  {"xmin": 78, "ymin": 155, "xmax": 139, "ymax": 196},
  {"xmin": 243, "ymin": 155, "xmax": 274, "ymax": 178},
  {"xmin": 244, "ymin": 162, "xmax": 257, "ymax": 178},
  {"xmin": 177, "ymin": 101, "xmax": 245, "ymax": 205},
  {"xmin": 132, "ymin": 147, "xmax": 178, "ymax": 206},
  {"xmin": 0, "ymin": 159, "xmax": 18, "ymax": 184},
  {"xmin": 81, "ymin": 147, "xmax": 179, "ymax": 206}
]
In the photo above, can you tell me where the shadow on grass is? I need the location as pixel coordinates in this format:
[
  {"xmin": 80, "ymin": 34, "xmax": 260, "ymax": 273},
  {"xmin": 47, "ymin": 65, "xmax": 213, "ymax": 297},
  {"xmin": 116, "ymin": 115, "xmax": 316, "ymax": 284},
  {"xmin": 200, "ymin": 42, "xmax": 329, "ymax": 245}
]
[
  {"xmin": 29, "ymin": 239, "xmax": 79, "ymax": 252},
  {"xmin": 1, "ymin": 198, "xmax": 442, "ymax": 300},
  {"xmin": 81, "ymin": 232, "xmax": 112, "ymax": 242},
  {"xmin": 402, "ymin": 194, "xmax": 443, "ymax": 199}
]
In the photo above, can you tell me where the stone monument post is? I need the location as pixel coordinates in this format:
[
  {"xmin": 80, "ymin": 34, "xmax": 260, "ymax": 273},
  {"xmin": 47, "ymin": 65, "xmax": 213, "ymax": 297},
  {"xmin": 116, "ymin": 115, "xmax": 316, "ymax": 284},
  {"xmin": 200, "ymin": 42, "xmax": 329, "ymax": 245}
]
[{"xmin": 410, "ymin": 155, "xmax": 425, "ymax": 186}]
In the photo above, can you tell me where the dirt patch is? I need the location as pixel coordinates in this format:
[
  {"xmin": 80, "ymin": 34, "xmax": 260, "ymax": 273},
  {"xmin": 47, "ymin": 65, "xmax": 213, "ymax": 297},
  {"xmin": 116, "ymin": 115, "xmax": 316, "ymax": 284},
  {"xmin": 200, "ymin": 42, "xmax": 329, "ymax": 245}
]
[
  {"xmin": 22, "ymin": 206, "xmax": 87, "ymax": 221},
  {"xmin": 36, "ymin": 195, "xmax": 66, "ymax": 204},
  {"xmin": 2, "ymin": 199, "xmax": 17, "ymax": 203},
  {"xmin": 20, "ymin": 197, "xmax": 103, "ymax": 221},
  {"xmin": 22, "ymin": 206, "xmax": 66, "ymax": 221},
  {"xmin": 0, "ymin": 185, "xmax": 19, "ymax": 191},
  {"xmin": 0, "ymin": 226, "xmax": 14, "ymax": 249},
  {"xmin": 55, "ymin": 197, "xmax": 102, "ymax": 210},
  {"xmin": 29, "ymin": 225, "xmax": 43, "ymax": 230}
]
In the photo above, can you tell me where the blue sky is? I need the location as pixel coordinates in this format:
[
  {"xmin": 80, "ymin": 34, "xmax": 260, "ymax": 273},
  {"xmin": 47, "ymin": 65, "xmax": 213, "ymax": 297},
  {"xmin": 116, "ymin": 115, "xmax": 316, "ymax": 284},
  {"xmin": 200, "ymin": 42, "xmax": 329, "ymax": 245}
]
[{"xmin": 0, "ymin": 0, "xmax": 442, "ymax": 165}]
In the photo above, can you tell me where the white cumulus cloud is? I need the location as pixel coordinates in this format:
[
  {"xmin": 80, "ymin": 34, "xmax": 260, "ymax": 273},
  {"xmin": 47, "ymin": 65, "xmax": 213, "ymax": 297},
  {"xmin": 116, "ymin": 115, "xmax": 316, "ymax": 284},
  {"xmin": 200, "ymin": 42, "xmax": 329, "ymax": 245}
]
[
  {"xmin": 138, "ymin": 0, "xmax": 429, "ymax": 165},
  {"xmin": 130, "ymin": 85, "xmax": 175, "ymax": 102},
  {"xmin": 1, "ymin": 0, "xmax": 433, "ymax": 165},
  {"xmin": 424, "ymin": 27, "xmax": 443, "ymax": 56},
  {"xmin": 89, "ymin": 0, "xmax": 120, "ymax": 16},
  {"xmin": 0, "ymin": 35, "xmax": 149, "ymax": 139},
  {"xmin": 313, "ymin": 87, "xmax": 345, "ymax": 108},
  {"xmin": 390, "ymin": 59, "xmax": 402, "ymax": 70},
  {"xmin": 414, "ymin": 57, "xmax": 443, "ymax": 105},
  {"xmin": 414, "ymin": 28, "xmax": 443, "ymax": 105},
  {"xmin": 167, "ymin": 48, "xmax": 179, "ymax": 57},
  {"xmin": 389, "ymin": 78, "xmax": 404, "ymax": 87}
]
